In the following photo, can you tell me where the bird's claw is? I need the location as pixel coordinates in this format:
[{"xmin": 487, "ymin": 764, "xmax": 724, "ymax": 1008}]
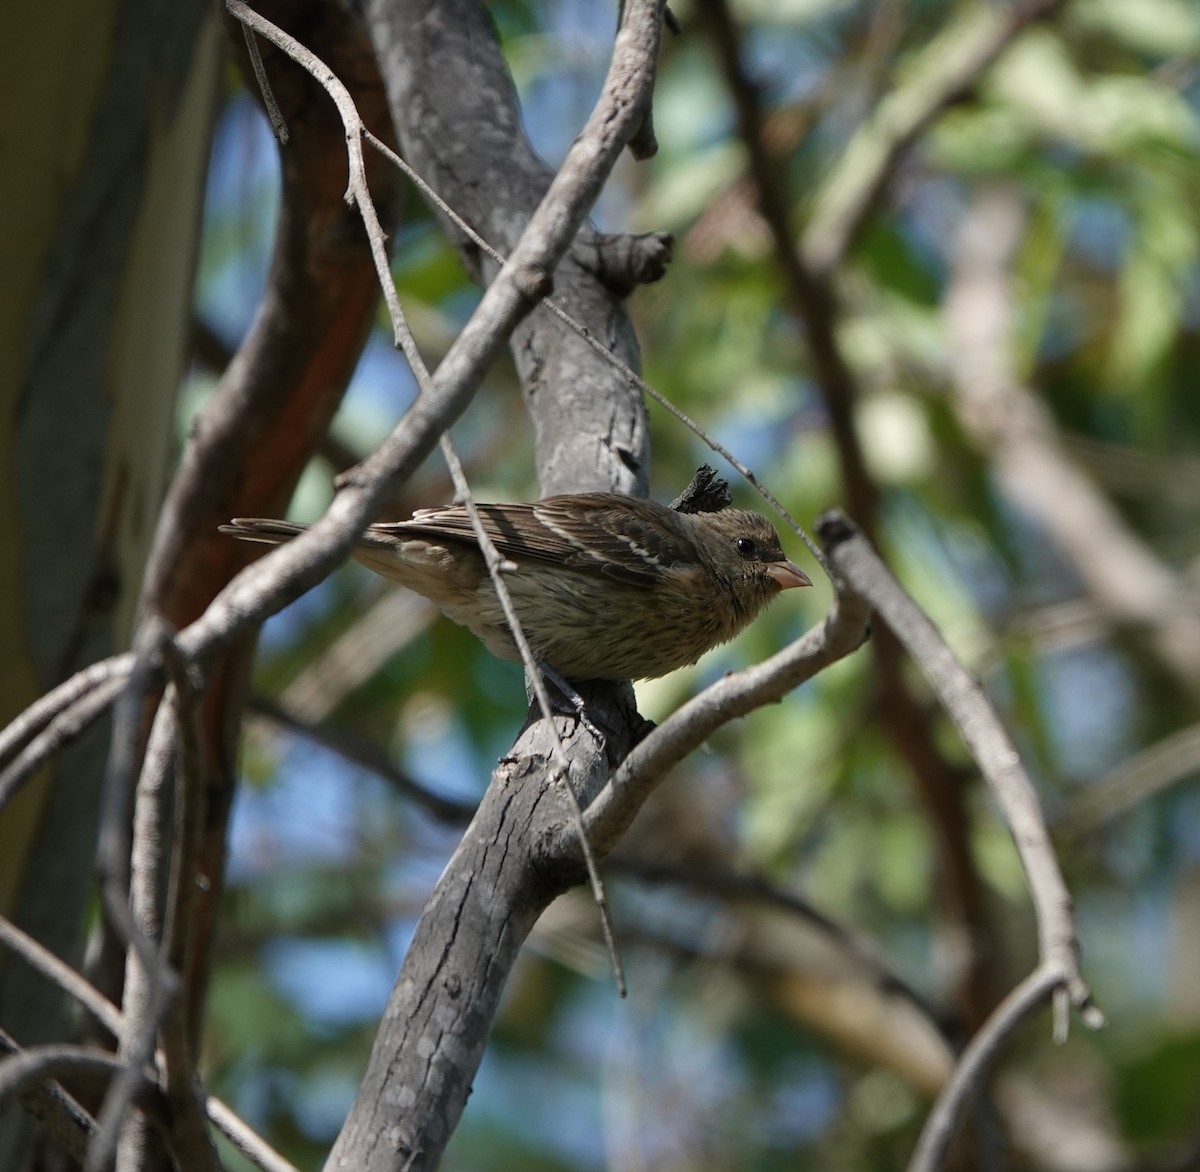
[{"xmin": 537, "ymin": 662, "xmax": 607, "ymax": 748}]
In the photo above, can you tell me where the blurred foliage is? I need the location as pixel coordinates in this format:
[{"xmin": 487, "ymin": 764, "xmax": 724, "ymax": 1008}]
[{"xmin": 194, "ymin": 0, "xmax": 1200, "ymax": 1168}]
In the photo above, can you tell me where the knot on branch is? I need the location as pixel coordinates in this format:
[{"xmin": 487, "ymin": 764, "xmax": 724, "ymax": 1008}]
[
  {"xmin": 815, "ymin": 509, "xmax": 859, "ymax": 550},
  {"xmin": 512, "ymin": 262, "xmax": 554, "ymax": 305},
  {"xmin": 628, "ymin": 110, "xmax": 658, "ymax": 161},
  {"xmin": 573, "ymin": 230, "xmax": 674, "ymax": 296}
]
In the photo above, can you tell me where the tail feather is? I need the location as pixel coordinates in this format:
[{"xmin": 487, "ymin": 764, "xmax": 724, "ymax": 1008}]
[{"xmin": 219, "ymin": 518, "xmax": 309, "ymax": 547}]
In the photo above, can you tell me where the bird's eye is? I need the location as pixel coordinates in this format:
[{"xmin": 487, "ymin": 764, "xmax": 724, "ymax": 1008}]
[{"xmin": 735, "ymin": 537, "xmax": 757, "ymax": 560}]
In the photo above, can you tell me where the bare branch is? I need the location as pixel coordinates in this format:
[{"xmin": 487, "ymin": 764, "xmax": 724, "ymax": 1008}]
[
  {"xmin": 0, "ymin": 917, "xmax": 122, "ymax": 1037},
  {"xmin": 0, "ymin": 1044, "xmax": 152, "ymax": 1113},
  {"xmin": 0, "ymin": 674, "xmax": 127, "ymax": 814},
  {"xmin": 204, "ymin": 1096, "xmax": 301, "ymax": 1172},
  {"xmin": 357, "ymin": 0, "xmax": 654, "ymax": 498},
  {"xmin": 0, "ymin": 1026, "xmax": 95, "ymax": 1165},
  {"xmin": 323, "ymin": 681, "xmax": 644, "ymax": 1172},
  {"xmin": 122, "ymin": 646, "xmax": 219, "ymax": 1172},
  {"xmin": 90, "ymin": 639, "xmax": 176, "ymax": 1164},
  {"xmin": 301, "ymin": 1, "xmax": 671, "ymax": 1157},
  {"xmin": 907, "ymin": 966, "xmax": 1064, "ymax": 1172},
  {"xmin": 91, "ymin": 621, "xmax": 186, "ymax": 1172},
  {"xmin": 0, "ymin": 919, "xmax": 297, "ymax": 1172},
  {"xmin": 823, "ymin": 512, "xmax": 1095, "ymax": 1025},
  {"xmin": 585, "ymin": 515, "xmax": 872, "ymax": 855},
  {"xmin": 0, "ymin": 655, "xmax": 131, "ymax": 772}
]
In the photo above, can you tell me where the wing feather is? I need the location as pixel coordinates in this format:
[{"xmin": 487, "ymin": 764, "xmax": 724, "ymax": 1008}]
[{"xmin": 369, "ymin": 496, "xmax": 697, "ymax": 588}]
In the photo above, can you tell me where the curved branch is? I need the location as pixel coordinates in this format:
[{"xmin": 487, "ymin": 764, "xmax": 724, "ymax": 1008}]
[
  {"xmin": 0, "ymin": 1045, "xmax": 150, "ymax": 1111},
  {"xmin": 585, "ymin": 516, "xmax": 872, "ymax": 855},
  {"xmin": 247, "ymin": 699, "xmax": 476, "ymax": 825},
  {"xmin": 907, "ymin": 966, "xmax": 1064, "ymax": 1172},
  {"xmin": 0, "ymin": 916, "xmax": 299, "ymax": 1172},
  {"xmin": 823, "ymin": 512, "xmax": 1094, "ymax": 1017},
  {"xmin": 0, "ymin": 655, "xmax": 131, "ymax": 772},
  {"xmin": 0, "ymin": 674, "xmax": 127, "ymax": 814}
]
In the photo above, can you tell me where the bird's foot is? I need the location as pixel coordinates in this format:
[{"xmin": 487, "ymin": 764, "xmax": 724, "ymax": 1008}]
[{"xmin": 537, "ymin": 662, "xmax": 606, "ymax": 747}]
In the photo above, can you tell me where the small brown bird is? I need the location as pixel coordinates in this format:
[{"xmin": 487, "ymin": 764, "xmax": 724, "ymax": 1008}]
[{"xmin": 221, "ymin": 492, "xmax": 811, "ymax": 681}]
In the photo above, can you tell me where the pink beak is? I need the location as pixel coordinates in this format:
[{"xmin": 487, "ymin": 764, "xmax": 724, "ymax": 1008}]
[{"xmin": 766, "ymin": 560, "xmax": 813, "ymax": 590}]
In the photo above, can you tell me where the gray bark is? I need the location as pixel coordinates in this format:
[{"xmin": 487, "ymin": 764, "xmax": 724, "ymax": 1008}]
[
  {"xmin": 361, "ymin": 0, "xmax": 655, "ymax": 497},
  {"xmin": 325, "ymin": 2, "xmax": 666, "ymax": 1167}
]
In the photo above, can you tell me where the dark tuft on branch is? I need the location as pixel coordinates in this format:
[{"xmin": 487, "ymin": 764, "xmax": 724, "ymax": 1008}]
[
  {"xmin": 628, "ymin": 113, "xmax": 659, "ymax": 161},
  {"xmin": 815, "ymin": 509, "xmax": 859, "ymax": 549},
  {"xmin": 670, "ymin": 466, "xmax": 733, "ymax": 514}
]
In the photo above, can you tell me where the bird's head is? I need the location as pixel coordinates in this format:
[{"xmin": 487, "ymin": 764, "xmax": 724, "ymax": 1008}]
[{"xmin": 694, "ymin": 508, "xmax": 813, "ymax": 600}]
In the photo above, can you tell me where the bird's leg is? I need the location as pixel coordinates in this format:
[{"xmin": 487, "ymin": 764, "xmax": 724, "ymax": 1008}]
[{"xmin": 536, "ymin": 662, "xmax": 606, "ymax": 746}]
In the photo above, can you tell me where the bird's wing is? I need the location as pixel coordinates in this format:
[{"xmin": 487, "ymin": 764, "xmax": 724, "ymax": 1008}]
[{"xmin": 371, "ymin": 497, "xmax": 693, "ymax": 587}]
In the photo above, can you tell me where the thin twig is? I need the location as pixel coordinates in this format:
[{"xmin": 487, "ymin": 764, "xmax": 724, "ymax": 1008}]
[
  {"xmin": 907, "ymin": 966, "xmax": 1064, "ymax": 1172},
  {"xmin": 360, "ymin": 125, "xmax": 829, "ymax": 576},
  {"xmin": 92, "ymin": 619, "xmax": 182, "ymax": 1172},
  {"xmin": 0, "ymin": 915, "xmax": 297, "ymax": 1172},
  {"xmin": 240, "ymin": 23, "xmax": 289, "ymax": 143},
  {"xmin": 0, "ymin": 1045, "xmax": 145, "ymax": 1108},
  {"xmin": 824, "ymin": 511, "xmax": 1096, "ymax": 1021},
  {"xmin": 97, "ymin": 714, "xmax": 182, "ymax": 1172},
  {"xmin": 124, "ymin": 640, "xmax": 220, "ymax": 1172},
  {"xmin": 0, "ymin": 675, "xmax": 127, "ymax": 814},
  {"xmin": 0, "ymin": 654, "xmax": 131, "ymax": 770},
  {"xmin": 0, "ymin": 1027, "xmax": 95, "ymax": 1165},
  {"xmin": 204, "ymin": 1095, "xmax": 302, "ymax": 1172},
  {"xmin": 0, "ymin": 916, "xmax": 123, "ymax": 1036}
]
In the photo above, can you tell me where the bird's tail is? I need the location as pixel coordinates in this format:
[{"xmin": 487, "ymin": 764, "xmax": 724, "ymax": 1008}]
[{"xmin": 219, "ymin": 518, "xmax": 309, "ymax": 546}]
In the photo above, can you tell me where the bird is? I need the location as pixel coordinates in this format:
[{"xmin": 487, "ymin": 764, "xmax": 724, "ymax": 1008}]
[{"xmin": 221, "ymin": 491, "xmax": 811, "ymax": 682}]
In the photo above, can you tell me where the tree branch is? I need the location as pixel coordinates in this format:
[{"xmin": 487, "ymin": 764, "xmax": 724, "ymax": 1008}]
[
  {"xmin": 247, "ymin": 698, "xmax": 476, "ymax": 825},
  {"xmin": 357, "ymin": 0, "xmax": 657, "ymax": 499},
  {"xmin": 907, "ymin": 966, "xmax": 1064, "ymax": 1172},
  {"xmin": 0, "ymin": 914, "xmax": 298, "ymax": 1172},
  {"xmin": 824, "ymin": 512, "xmax": 1094, "ymax": 1019},
  {"xmin": 699, "ymin": 0, "xmax": 1001, "ymax": 1027},
  {"xmin": 585, "ymin": 516, "xmax": 872, "ymax": 855}
]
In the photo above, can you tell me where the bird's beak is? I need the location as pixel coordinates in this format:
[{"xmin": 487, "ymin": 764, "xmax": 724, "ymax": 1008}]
[{"xmin": 767, "ymin": 560, "xmax": 812, "ymax": 590}]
